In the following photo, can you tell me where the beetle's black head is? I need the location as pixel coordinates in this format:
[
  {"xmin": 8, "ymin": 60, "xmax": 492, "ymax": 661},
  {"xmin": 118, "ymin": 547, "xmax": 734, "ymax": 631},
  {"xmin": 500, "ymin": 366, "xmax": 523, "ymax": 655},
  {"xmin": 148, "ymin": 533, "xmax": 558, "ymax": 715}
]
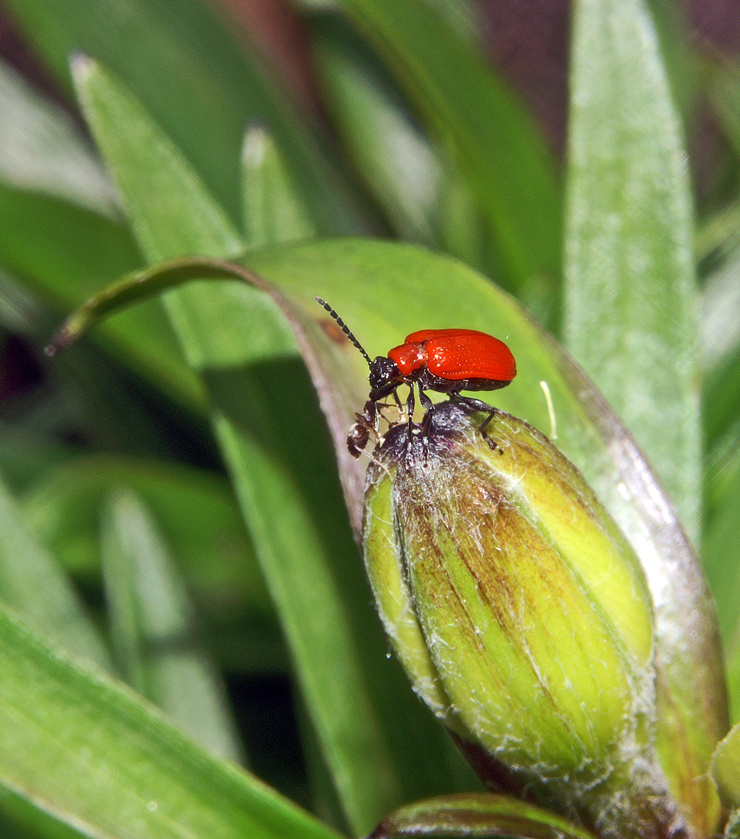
[{"xmin": 368, "ymin": 356, "xmax": 402, "ymax": 400}]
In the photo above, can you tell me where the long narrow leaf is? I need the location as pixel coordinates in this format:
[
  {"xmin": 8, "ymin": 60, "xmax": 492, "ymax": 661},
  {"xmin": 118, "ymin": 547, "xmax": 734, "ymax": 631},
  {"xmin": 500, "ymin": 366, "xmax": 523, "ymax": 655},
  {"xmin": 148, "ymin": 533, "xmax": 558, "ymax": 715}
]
[
  {"xmin": 101, "ymin": 488, "xmax": 245, "ymax": 763},
  {"xmin": 0, "ymin": 474, "xmax": 110, "ymax": 671},
  {"xmin": 312, "ymin": 17, "xmax": 442, "ymax": 246},
  {"xmin": 0, "ymin": 788, "xmax": 88, "ymax": 839},
  {"xmin": 702, "ymin": 251, "xmax": 740, "ymax": 455},
  {"xmin": 71, "ymin": 57, "xmax": 243, "ymax": 264},
  {"xmin": 241, "ymin": 123, "xmax": 475, "ymax": 823},
  {"xmin": 241, "ymin": 125, "xmax": 316, "ymax": 246},
  {"xmin": 704, "ymin": 442, "xmax": 740, "ymax": 724},
  {"xmin": 564, "ymin": 5, "xmax": 712, "ymax": 823},
  {"xmin": 564, "ymin": 0, "xmax": 700, "ymax": 542},
  {"xmin": 729, "ymin": 639, "xmax": 740, "ymax": 728},
  {"xmin": 241, "ymin": 120, "xmax": 355, "ymax": 825},
  {"xmin": 0, "ymin": 58, "xmax": 115, "ymax": 215},
  {"xmin": 0, "ymin": 604, "xmax": 344, "ymax": 839}
]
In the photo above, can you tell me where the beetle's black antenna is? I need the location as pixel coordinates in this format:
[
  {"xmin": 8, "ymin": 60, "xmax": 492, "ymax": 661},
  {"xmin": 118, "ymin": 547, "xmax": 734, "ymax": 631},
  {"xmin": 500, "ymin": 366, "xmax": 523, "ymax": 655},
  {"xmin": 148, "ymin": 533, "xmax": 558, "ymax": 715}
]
[{"xmin": 315, "ymin": 297, "xmax": 373, "ymax": 367}]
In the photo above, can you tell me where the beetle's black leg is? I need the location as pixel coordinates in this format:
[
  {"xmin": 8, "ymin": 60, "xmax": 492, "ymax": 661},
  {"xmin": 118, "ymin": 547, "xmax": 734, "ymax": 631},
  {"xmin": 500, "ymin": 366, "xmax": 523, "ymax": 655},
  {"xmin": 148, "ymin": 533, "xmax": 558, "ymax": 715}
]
[
  {"xmin": 417, "ymin": 388, "xmax": 436, "ymax": 460},
  {"xmin": 478, "ymin": 409, "xmax": 496, "ymax": 434},
  {"xmin": 450, "ymin": 393, "xmax": 496, "ymax": 419},
  {"xmin": 450, "ymin": 394, "xmax": 502, "ymax": 453},
  {"xmin": 418, "ymin": 389, "xmax": 435, "ymax": 415},
  {"xmin": 405, "ymin": 387, "xmax": 416, "ymax": 440}
]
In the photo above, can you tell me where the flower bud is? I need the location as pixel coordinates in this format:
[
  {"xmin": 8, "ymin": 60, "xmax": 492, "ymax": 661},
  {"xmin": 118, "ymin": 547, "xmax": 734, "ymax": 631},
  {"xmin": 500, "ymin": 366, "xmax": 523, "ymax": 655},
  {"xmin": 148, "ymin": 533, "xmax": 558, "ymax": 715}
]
[{"xmin": 362, "ymin": 403, "xmax": 684, "ymax": 838}]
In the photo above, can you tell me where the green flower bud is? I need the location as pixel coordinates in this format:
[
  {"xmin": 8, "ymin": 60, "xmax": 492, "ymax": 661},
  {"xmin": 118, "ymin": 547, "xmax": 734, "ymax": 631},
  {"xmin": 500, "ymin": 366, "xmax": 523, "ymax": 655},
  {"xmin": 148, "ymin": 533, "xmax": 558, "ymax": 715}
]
[{"xmin": 362, "ymin": 403, "xmax": 684, "ymax": 838}]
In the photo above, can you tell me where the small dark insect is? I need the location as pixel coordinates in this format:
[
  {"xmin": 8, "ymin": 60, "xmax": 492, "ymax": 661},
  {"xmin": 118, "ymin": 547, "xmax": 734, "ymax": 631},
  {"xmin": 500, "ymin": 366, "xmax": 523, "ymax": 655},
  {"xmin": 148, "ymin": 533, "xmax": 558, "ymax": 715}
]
[{"xmin": 316, "ymin": 298, "xmax": 517, "ymax": 456}]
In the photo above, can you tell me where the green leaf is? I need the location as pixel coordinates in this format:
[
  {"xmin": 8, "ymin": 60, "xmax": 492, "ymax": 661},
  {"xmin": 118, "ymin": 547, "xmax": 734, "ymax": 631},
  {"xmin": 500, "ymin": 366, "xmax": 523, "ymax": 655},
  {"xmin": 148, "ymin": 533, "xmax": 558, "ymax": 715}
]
[
  {"xmin": 696, "ymin": 201, "xmax": 740, "ymax": 268},
  {"xmin": 704, "ymin": 441, "xmax": 740, "ymax": 723},
  {"xmin": 371, "ymin": 793, "xmax": 596, "ymax": 839},
  {"xmin": 3, "ymin": 0, "xmax": 366, "ymax": 234},
  {"xmin": 0, "ymin": 787, "xmax": 90, "ymax": 839},
  {"xmin": 642, "ymin": 0, "xmax": 700, "ymax": 124},
  {"xmin": 564, "ymin": 6, "xmax": 715, "ymax": 822},
  {"xmin": 72, "ymin": 55, "xmax": 243, "ymax": 263},
  {"xmin": 707, "ymin": 489, "xmax": 740, "ymax": 661},
  {"xmin": 702, "ymin": 250, "xmax": 740, "ymax": 455},
  {"xmin": 72, "ymin": 58, "xmax": 465, "ymax": 835},
  {"xmin": 712, "ymin": 58, "xmax": 740, "ymax": 163},
  {"xmin": 241, "ymin": 125, "xmax": 316, "ymax": 247},
  {"xmin": 0, "ymin": 57, "xmax": 116, "ymax": 215},
  {"xmin": 0, "ymin": 800, "xmax": 53, "ymax": 838},
  {"xmin": 0, "ymin": 185, "xmax": 140, "ymax": 290},
  {"xmin": 0, "ymin": 604, "xmax": 343, "ymax": 839},
  {"xmin": 335, "ymin": 0, "xmax": 562, "ymax": 298},
  {"xmin": 0, "ymin": 473, "xmax": 111, "ymax": 671},
  {"xmin": 70, "ymin": 57, "xmax": 291, "ymax": 374},
  {"xmin": 564, "ymin": 0, "xmax": 700, "ymax": 543},
  {"xmin": 729, "ymin": 636, "xmax": 740, "ymax": 729},
  {"xmin": 712, "ymin": 723, "xmax": 740, "ymax": 812},
  {"xmin": 312, "ymin": 16, "xmax": 442, "ymax": 246},
  {"xmin": 101, "ymin": 488, "xmax": 245, "ymax": 763},
  {"xmin": 418, "ymin": 0, "xmax": 482, "ymax": 47},
  {"xmin": 435, "ymin": 168, "xmax": 491, "ymax": 276},
  {"xmin": 701, "ymin": 71, "xmax": 740, "ymax": 466}
]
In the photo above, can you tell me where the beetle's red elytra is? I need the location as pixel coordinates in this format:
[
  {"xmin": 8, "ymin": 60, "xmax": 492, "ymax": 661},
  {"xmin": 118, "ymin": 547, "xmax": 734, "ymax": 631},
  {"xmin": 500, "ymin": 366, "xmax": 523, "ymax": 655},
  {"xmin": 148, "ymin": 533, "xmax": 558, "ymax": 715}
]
[
  {"xmin": 389, "ymin": 329, "xmax": 516, "ymax": 382},
  {"xmin": 315, "ymin": 298, "xmax": 517, "ymax": 456}
]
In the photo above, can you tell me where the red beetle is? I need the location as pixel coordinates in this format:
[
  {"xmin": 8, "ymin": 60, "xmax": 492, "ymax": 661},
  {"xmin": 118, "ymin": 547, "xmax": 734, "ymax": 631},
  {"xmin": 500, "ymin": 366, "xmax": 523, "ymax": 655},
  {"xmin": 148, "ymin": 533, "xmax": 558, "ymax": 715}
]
[{"xmin": 316, "ymin": 298, "xmax": 517, "ymax": 456}]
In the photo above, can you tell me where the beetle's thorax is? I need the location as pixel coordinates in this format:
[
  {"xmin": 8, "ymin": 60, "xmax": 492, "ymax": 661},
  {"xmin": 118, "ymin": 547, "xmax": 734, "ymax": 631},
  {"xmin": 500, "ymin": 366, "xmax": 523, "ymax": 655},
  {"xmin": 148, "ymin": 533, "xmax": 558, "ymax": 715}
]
[{"xmin": 388, "ymin": 342, "xmax": 426, "ymax": 376}]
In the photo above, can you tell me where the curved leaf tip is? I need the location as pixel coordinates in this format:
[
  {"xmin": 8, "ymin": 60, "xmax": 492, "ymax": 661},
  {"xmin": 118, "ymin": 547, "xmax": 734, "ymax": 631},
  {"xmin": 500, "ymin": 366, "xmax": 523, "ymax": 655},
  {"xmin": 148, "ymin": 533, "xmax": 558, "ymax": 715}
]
[
  {"xmin": 69, "ymin": 51, "xmax": 95, "ymax": 81},
  {"xmin": 44, "ymin": 331, "xmax": 69, "ymax": 357}
]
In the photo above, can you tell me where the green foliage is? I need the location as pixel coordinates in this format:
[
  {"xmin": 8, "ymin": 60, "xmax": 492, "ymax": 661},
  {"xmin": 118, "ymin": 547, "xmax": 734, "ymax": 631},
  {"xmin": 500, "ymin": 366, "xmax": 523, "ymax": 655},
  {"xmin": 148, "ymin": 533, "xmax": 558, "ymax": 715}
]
[{"xmin": 0, "ymin": 0, "xmax": 737, "ymax": 836}]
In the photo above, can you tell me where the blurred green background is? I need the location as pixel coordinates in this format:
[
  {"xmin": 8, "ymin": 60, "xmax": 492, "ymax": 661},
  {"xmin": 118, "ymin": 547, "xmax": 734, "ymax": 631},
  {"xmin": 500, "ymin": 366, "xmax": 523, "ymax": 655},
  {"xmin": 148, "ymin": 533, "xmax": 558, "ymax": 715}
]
[{"xmin": 0, "ymin": 1, "xmax": 739, "ymax": 837}]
